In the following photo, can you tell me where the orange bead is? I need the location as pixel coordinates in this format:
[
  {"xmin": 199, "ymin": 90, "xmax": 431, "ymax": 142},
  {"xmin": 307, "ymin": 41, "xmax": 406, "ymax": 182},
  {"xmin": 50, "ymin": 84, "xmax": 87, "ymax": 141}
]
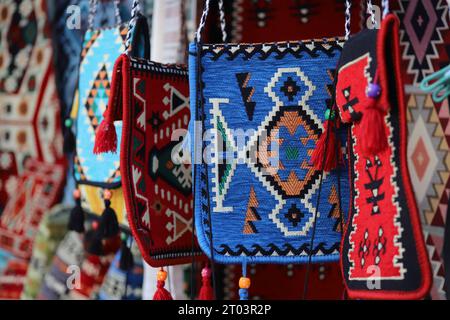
[
  {"xmin": 73, "ymin": 189, "xmax": 81, "ymax": 199},
  {"xmin": 157, "ymin": 269, "xmax": 168, "ymax": 281},
  {"xmin": 239, "ymin": 277, "xmax": 251, "ymax": 289},
  {"xmin": 104, "ymin": 189, "xmax": 112, "ymax": 200}
]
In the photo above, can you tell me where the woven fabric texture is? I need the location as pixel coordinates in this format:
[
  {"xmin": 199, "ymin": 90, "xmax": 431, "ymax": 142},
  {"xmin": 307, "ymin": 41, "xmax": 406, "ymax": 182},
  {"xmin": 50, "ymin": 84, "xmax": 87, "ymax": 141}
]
[{"xmin": 189, "ymin": 40, "xmax": 349, "ymax": 264}]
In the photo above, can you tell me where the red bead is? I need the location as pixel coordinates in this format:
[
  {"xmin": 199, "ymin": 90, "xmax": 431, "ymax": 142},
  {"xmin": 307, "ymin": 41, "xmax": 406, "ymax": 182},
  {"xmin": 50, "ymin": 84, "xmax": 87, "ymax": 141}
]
[
  {"xmin": 73, "ymin": 189, "xmax": 81, "ymax": 199},
  {"xmin": 201, "ymin": 267, "xmax": 211, "ymax": 278},
  {"xmin": 104, "ymin": 189, "xmax": 112, "ymax": 200}
]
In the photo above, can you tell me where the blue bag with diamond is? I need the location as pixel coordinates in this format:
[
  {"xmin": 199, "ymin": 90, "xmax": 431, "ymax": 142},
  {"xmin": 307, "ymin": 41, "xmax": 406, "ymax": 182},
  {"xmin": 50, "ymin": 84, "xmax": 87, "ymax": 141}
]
[{"xmin": 189, "ymin": 0, "xmax": 352, "ymax": 280}]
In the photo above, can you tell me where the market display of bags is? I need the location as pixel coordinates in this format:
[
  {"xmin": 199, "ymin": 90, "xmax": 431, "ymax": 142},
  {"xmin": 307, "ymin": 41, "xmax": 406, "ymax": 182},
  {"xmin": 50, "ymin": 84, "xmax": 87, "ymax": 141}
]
[
  {"xmin": 0, "ymin": 0, "xmax": 448, "ymax": 301},
  {"xmin": 21, "ymin": 205, "xmax": 71, "ymax": 299}
]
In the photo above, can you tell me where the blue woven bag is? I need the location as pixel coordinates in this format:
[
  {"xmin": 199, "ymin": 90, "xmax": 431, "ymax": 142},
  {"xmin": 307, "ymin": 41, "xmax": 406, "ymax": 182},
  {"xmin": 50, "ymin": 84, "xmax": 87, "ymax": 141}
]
[{"xmin": 189, "ymin": 0, "xmax": 352, "ymax": 273}]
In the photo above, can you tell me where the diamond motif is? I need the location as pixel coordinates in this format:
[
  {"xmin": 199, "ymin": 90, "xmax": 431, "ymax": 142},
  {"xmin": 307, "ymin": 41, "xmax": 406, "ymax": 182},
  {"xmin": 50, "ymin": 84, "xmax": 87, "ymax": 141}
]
[
  {"xmin": 408, "ymin": 111, "xmax": 439, "ymax": 205},
  {"xmin": 403, "ymin": 0, "xmax": 438, "ymax": 64},
  {"xmin": 407, "ymin": 91, "xmax": 450, "ymax": 228},
  {"xmin": 255, "ymin": 107, "xmax": 321, "ymax": 199},
  {"xmin": 411, "ymin": 137, "xmax": 431, "ymax": 181},
  {"xmin": 265, "ymin": 67, "xmax": 315, "ymax": 107},
  {"xmin": 397, "ymin": 0, "xmax": 449, "ymax": 83}
]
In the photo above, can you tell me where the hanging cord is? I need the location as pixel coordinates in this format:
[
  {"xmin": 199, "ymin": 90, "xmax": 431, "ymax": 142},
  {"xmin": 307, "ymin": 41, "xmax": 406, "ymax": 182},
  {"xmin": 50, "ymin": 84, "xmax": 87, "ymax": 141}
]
[
  {"xmin": 359, "ymin": 0, "xmax": 365, "ymax": 30},
  {"xmin": 196, "ymin": 0, "xmax": 211, "ymax": 43},
  {"xmin": 196, "ymin": 0, "xmax": 227, "ymax": 43},
  {"xmin": 344, "ymin": 0, "xmax": 351, "ymax": 40},
  {"xmin": 195, "ymin": 42, "xmax": 217, "ymax": 298},
  {"xmin": 334, "ymin": 115, "xmax": 346, "ymax": 266},
  {"xmin": 190, "ymin": 212, "xmax": 197, "ymax": 300},
  {"xmin": 88, "ymin": 0, "xmax": 122, "ymax": 30},
  {"xmin": 113, "ymin": 0, "xmax": 122, "ymax": 26},
  {"xmin": 125, "ymin": 0, "xmax": 141, "ymax": 54},
  {"xmin": 303, "ymin": 72, "xmax": 339, "ymax": 300},
  {"xmin": 179, "ymin": 0, "xmax": 189, "ymax": 64},
  {"xmin": 367, "ymin": 0, "xmax": 376, "ymax": 28},
  {"xmin": 88, "ymin": 0, "xmax": 98, "ymax": 30},
  {"xmin": 329, "ymin": 103, "xmax": 346, "ymax": 253},
  {"xmin": 218, "ymin": 0, "xmax": 227, "ymax": 42},
  {"xmin": 190, "ymin": 141, "xmax": 198, "ymax": 300},
  {"xmin": 382, "ymin": 0, "xmax": 389, "ymax": 19}
]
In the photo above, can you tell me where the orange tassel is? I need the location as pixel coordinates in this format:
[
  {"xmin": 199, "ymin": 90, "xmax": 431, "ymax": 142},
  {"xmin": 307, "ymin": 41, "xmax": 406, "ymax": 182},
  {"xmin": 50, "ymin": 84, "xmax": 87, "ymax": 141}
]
[
  {"xmin": 153, "ymin": 269, "xmax": 173, "ymax": 300},
  {"xmin": 198, "ymin": 267, "xmax": 214, "ymax": 300},
  {"xmin": 359, "ymin": 99, "xmax": 388, "ymax": 157},
  {"xmin": 311, "ymin": 119, "xmax": 341, "ymax": 172},
  {"xmin": 93, "ymin": 117, "xmax": 117, "ymax": 154}
]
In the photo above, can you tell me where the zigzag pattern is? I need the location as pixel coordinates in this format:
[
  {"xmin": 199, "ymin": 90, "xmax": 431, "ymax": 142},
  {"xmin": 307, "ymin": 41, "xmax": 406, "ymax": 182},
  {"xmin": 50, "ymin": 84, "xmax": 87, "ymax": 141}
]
[
  {"xmin": 217, "ymin": 242, "xmax": 340, "ymax": 257},
  {"xmin": 201, "ymin": 40, "xmax": 344, "ymax": 61}
]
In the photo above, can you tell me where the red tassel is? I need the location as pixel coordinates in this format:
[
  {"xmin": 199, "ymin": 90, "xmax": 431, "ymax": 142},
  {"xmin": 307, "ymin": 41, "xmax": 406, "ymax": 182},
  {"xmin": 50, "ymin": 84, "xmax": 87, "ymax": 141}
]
[
  {"xmin": 359, "ymin": 99, "xmax": 388, "ymax": 157},
  {"xmin": 153, "ymin": 269, "xmax": 173, "ymax": 300},
  {"xmin": 198, "ymin": 267, "xmax": 214, "ymax": 300},
  {"xmin": 93, "ymin": 118, "xmax": 117, "ymax": 154},
  {"xmin": 311, "ymin": 120, "xmax": 341, "ymax": 172}
]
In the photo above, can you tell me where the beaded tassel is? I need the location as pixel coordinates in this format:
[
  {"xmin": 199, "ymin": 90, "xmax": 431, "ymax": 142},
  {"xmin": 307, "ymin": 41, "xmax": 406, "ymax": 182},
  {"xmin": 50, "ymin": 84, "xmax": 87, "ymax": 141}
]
[
  {"xmin": 68, "ymin": 189, "xmax": 85, "ymax": 233},
  {"xmin": 239, "ymin": 263, "xmax": 250, "ymax": 300},
  {"xmin": 153, "ymin": 268, "xmax": 173, "ymax": 300},
  {"xmin": 198, "ymin": 266, "xmax": 214, "ymax": 300},
  {"xmin": 359, "ymin": 82, "xmax": 388, "ymax": 157}
]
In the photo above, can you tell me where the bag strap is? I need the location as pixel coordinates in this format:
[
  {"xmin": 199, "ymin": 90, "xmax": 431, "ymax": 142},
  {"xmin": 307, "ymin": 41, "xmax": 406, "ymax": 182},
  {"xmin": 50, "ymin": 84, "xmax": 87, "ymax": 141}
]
[
  {"xmin": 88, "ymin": 0, "xmax": 122, "ymax": 30},
  {"xmin": 218, "ymin": 0, "xmax": 227, "ymax": 42},
  {"xmin": 124, "ymin": 0, "xmax": 150, "ymax": 60},
  {"xmin": 382, "ymin": 0, "xmax": 390, "ymax": 19},
  {"xmin": 124, "ymin": 0, "xmax": 141, "ymax": 53},
  {"xmin": 196, "ymin": 0, "xmax": 228, "ymax": 43}
]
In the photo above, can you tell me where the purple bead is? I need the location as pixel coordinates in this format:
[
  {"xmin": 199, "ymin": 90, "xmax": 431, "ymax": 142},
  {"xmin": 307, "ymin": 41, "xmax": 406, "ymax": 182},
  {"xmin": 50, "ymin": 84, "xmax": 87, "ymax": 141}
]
[{"xmin": 367, "ymin": 83, "xmax": 381, "ymax": 98}]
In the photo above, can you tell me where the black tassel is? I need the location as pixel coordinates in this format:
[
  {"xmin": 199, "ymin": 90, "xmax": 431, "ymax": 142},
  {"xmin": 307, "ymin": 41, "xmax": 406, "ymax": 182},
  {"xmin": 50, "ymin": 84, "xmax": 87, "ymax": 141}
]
[
  {"xmin": 99, "ymin": 198, "xmax": 119, "ymax": 239},
  {"xmin": 87, "ymin": 234, "xmax": 104, "ymax": 256},
  {"xmin": 119, "ymin": 236, "xmax": 134, "ymax": 271},
  {"xmin": 68, "ymin": 198, "xmax": 85, "ymax": 233},
  {"xmin": 86, "ymin": 224, "xmax": 104, "ymax": 256},
  {"xmin": 63, "ymin": 119, "xmax": 75, "ymax": 154}
]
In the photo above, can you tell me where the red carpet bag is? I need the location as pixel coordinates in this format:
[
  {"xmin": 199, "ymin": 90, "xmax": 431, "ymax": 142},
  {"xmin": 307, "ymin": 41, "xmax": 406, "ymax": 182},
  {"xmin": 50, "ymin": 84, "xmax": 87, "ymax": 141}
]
[{"xmin": 95, "ymin": 2, "xmax": 202, "ymax": 270}]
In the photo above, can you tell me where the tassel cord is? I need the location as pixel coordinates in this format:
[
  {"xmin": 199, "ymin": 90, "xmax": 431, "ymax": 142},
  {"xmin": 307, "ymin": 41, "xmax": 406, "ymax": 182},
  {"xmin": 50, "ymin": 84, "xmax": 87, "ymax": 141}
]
[
  {"xmin": 303, "ymin": 71, "xmax": 339, "ymax": 299},
  {"xmin": 196, "ymin": 41, "xmax": 217, "ymax": 298}
]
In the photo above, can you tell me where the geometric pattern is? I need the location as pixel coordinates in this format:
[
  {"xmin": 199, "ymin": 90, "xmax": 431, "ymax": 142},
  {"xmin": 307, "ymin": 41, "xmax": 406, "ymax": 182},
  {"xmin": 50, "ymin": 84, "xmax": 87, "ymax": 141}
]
[
  {"xmin": 73, "ymin": 25, "xmax": 127, "ymax": 186},
  {"xmin": 396, "ymin": 0, "xmax": 450, "ymax": 300},
  {"xmin": 406, "ymin": 90, "xmax": 450, "ymax": 301},
  {"xmin": 338, "ymin": 15, "xmax": 432, "ymax": 299},
  {"xmin": 406, "ymin": 89, "xmax": 450, "ymax": 227},
  {"xmin": 424, "ymin": 231, "xmax": 447, "ymax": 300},
  {"xmin": 119, "ymin": 54, "xmax": 202, "ymax": 267},
  {"xmin": 397, "ymin": 0, "xmax": 449, "ymax": 84},
  {"xmin": 0, "ymin": 160, "xmax": 65, "ymax": 260},
  {"xmin": 0, "ymin": 0, "xmax": 64, "ymax": 210},
  {"xmin": 192, "ymin": 40, "xmax": 349, "ymax": 264}
]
